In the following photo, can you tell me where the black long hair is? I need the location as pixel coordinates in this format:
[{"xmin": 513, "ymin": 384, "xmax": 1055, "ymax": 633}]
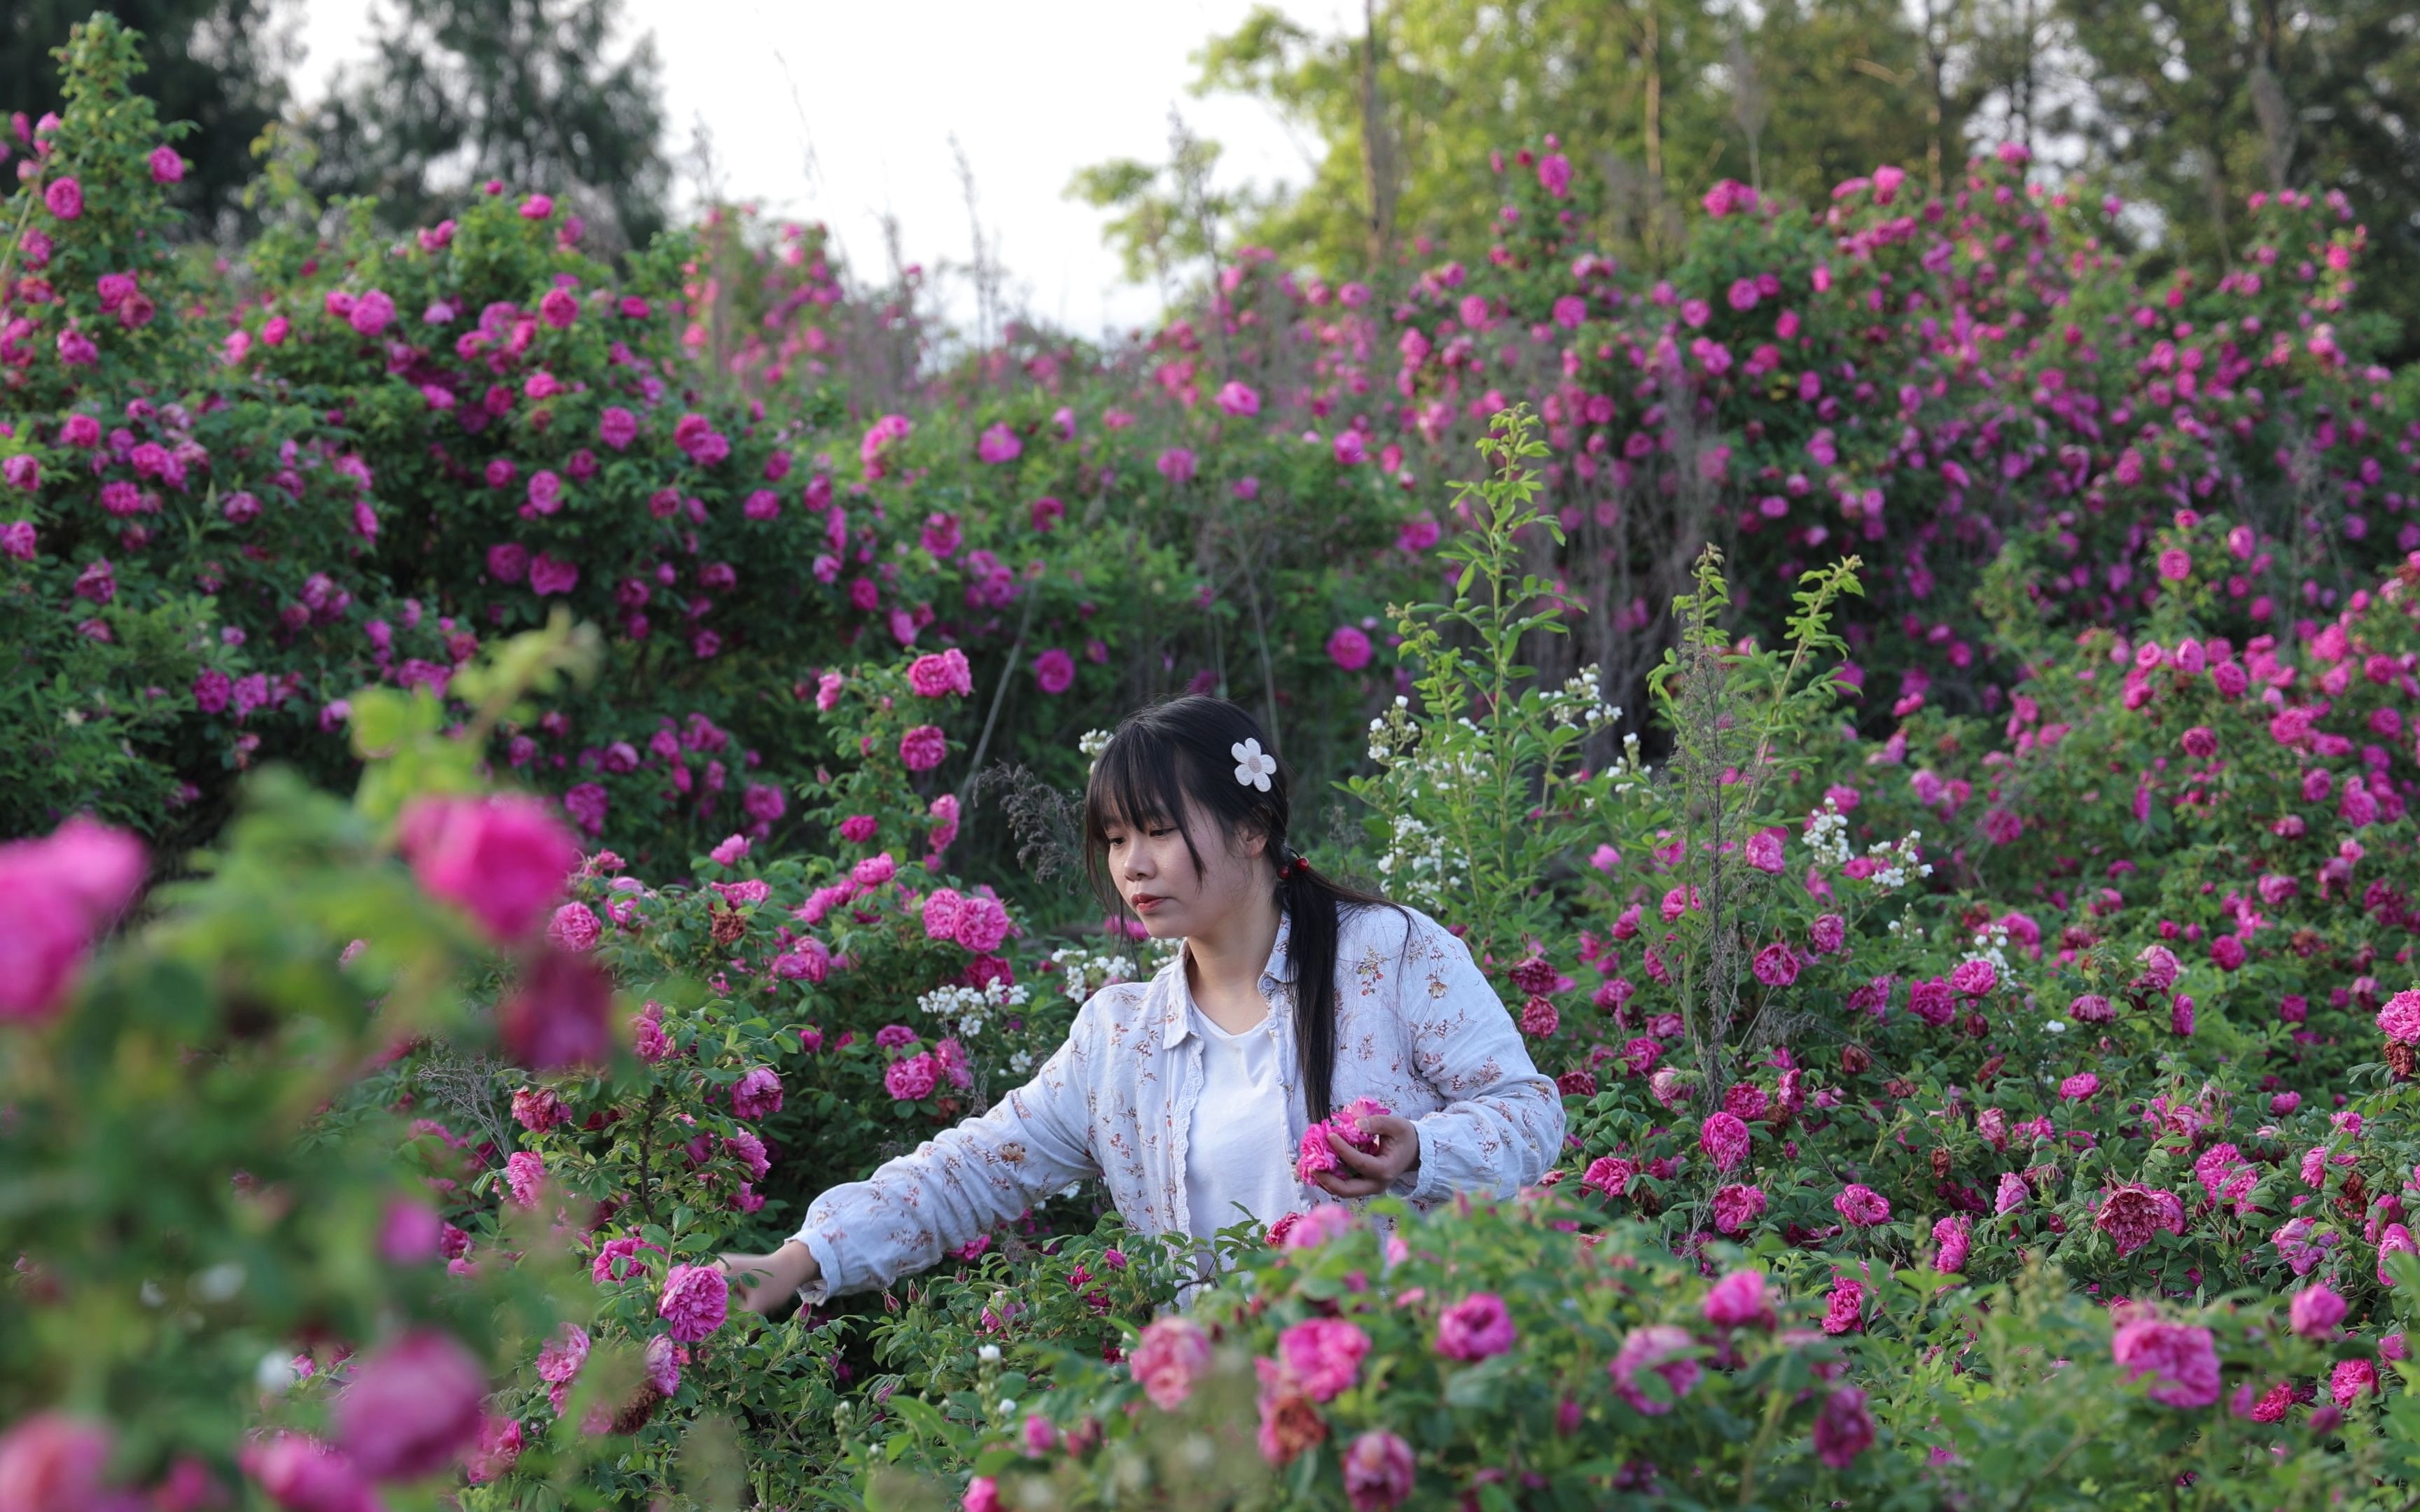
[{"xmin": 1080, "ymin": 696, "xmax": 1406, "ymax": 1126}]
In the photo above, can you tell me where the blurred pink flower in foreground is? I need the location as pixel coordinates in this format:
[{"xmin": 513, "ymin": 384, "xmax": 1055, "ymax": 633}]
[
  {"xmin": 398, "ymin": 793, "xmax": 579, "ymax": 944},
  {"xmin": 0, "ymin": 816, "xmax": 146, "ymax": 1026}
]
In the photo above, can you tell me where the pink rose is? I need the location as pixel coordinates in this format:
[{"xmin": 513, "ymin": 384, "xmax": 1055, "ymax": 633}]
[
  {"xmin": 1702, "ymin": 1270, "xmax": 1775, "ymax": 1329},
  {"xmin": 2112, "ymin": 1318, "xmax": 2221, "ymax": 1408},
  {"xmin": 1435, "ymin": 1292, "xmax": 1516, "ymax": 1361},
  {"xmin": 1340, "ymin": 1429, "xmax": 1414, "ymax": 1511},
  {"xmin": 1131, "ymin": 1316, "xmax": 1214, "ymax": 1408},
  {"xmin": 398, "ymin": 793, "xmax": 579, "ymax": 944},
  {"xmin": 333, "ymin": 1329, "xmax": 486, "ymax": 1481},
  {"xmin": 0, "ymin": 1414, "xmax": 114, "ymax": 1511},
  {"xmin": 1275, "ymin": 1317, "xmax": 1368, "ymax": 1401},
  {"xmin": 0, "ymin": 816, "xmax": 147, "ymax": 1025},
  {"xmin": 658, "ymin": 1263, "xmax": 728, "ymax": 1343},
  {"xmin": 239, "ymin": 1432, "xmax": 375, "ymax": 1512},
  {"xmin": 1833, "ymin": 1183, "xmax": 1890, "ymax": 1227},
  {"xmin": 2290, "ymin": 1282, "xmax": 2346, "ymax": 1338},
  {"xmin": 1608, "ymin": 1324, "xmax": 1700, "ymax": 1414},
  {"xmin": 1813, "ymin": 1387, "xmax": 1875, "ymax": 1467},
  {"xmin": 1699, "ymin": 1110, "xmax": 1751, "ymax": 1172},
  {"xmin": 899, "ymin": 724, "xmax": 947, "ymax": 771},
  {"xmin": 1326, "ymin": 625, "xmax": 1373, "ymax": 671}
]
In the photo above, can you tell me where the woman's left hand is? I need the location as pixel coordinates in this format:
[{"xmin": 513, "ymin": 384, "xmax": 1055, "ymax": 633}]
[{"xmin": 1312, "ymin": 1114, "xmax": 1421, "ymax": 1198}]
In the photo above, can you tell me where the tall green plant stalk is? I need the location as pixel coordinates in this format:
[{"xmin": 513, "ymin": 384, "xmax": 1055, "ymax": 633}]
[
  {"xmin": 1349, "ymin": 406, "xmax": 1635, "ymax": 973},
  {"xmin": 1647, "ymin": 545, "xmax": 1861, "ymax": 1104}
]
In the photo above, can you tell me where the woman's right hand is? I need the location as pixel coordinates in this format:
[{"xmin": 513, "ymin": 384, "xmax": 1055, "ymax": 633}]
[{"xmin": 716, "ymin": 1240, "xmax": 818, "ymax": 1316}]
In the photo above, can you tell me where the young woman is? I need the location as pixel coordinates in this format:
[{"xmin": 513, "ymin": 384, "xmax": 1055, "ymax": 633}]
[{"xmin": 717, "ymin": 696, "xmax": 1564, "ymax": 1313}]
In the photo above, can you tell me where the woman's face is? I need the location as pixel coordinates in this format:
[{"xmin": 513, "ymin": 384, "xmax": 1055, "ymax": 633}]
[{"xmin": 1101, "ymin": 792, "xmax": 1267, "ymax": 938}]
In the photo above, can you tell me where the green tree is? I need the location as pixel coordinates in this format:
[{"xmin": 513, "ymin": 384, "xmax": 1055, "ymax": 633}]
[
  {"xmin": 2061, "ymin": 0, "xmax": 2420, "ymax": 357},
  {"xmin": 0, "ymin": 0, "xmax": 292, "ymax": 237},
  {"xmin": 300, "ymin": 0, "xmax": 670, "ymax": 251},
  {"xmin": 1085, "ymin": 0, "xmax": 1949, "ymax": 285},
  {"xmin": 1732, "ymin": 0, "xmax": 1952, "ymax": 206}
]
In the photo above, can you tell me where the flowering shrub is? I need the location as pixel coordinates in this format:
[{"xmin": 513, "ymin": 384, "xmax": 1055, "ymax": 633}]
[
  {"xmin": 11, "ymin": 14, "xmax": 2420, "ymax": 1511},
  {"xmin": 0, "ymin": 17, "xmax": 1407, "ymax": 873}
]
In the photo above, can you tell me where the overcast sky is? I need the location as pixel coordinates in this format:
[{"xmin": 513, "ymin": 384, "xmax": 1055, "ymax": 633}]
[{"xmin": 290, "ymin": 0, "xmax": 1350, "ymax": 339}]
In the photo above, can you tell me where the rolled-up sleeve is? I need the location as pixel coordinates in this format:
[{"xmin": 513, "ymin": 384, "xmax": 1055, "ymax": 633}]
[
  {"xmin": 789, "ymin": 1002, "xmax": 1103, "ymax": 1301},
  {"xmin": 1388, "ymin": 915, "xmax": 1566, "ymax": 1207}
]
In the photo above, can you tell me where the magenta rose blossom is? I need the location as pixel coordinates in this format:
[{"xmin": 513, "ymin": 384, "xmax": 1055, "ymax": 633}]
[
  {"xmin": 0, "ymin": 1414, "xmax": 114, "ymax": 1510},
  {"xmin": 2290, "ymin": 1282, "xmax": 2347, "ymax": 1338},
  {"xmin": 1812, "ymin": 1387, "xmax": 1875, "ymax": 1466},
  {"xmin": 397, "ymin": 793, "xmax": 579, "ymax": 944},
  {"xmin": 1833, "ymin": 1184, "xmax": 1890, "ymax": 1226},
  {"xmin": 1711, "ymin": 1183, "xmax": 1767, "ymax": 1235},
  {"xmin": 2112, "ymin": 1317, "xmax": 2221, "ymax": 1408},
  {"xmin": 729, "ymin": 1065, "xmax": 784, "ymax": 1119},
  {"xmin": 1583, "ymin": 1156, "xmax": 1634, "ymax": 1198},
  {"xmin": 45, "ymin": 176, "xmax": 83, "ymax": 218},
  {"xmin": 333, "ymin": 1329, "xmax": 486, "ymax": 1481},
  {"xmin": 908, "ymin": 648, "xmax": 974, "ymax": 698},
  {"xmin": 1702, "ymin": 1270, "xmax": 1775, "ymax": 1329},
  {"xmin": 658, "ymin": 1264, "xmax": 729, "ymax": 1343},
  {"xmin": 1326, "ymin": 625, "xmax": 1373, "ymax": 671},
  {"xmin": 885, "ymin": 1052, "xmax": 939, "ymax": 1100},
  {"xmin": 1435, "ymin": 1292, "xmax": 1517, "ymax": 1361},
  {"xmin": 240, "ymin": 1432, "xmax": 376, "ymax": 1512},
  {"xmin": 1275, "ymin": 1317, "xmax": 1369, "ymax": 1401},
  {"xmin": 1751, "ymin": 942, "xmax": 1800, "ymax": 987},
  {"xmin": 1295, "ymin": 1121, "xmax": 1342, "ymax": 1180},
  {"xmin": 496, "ymin": 948, "xmax": 614, "ymax": 1071},
  {"xmin": 0, "ymin": 816, "xmax": 147, "ymax": 1025},
  {"xmin": 1033, "ymin": 648, "xmax": 1076, "ymax": 694},
  {"xmin": 1608, "ymin": 1324, "xmax": 1701, "ymax": 1415},
  {"xmin": 2378, "ymin": 989, "xmax": 2420, "ymax": 1046},
  {"xmin": 1340, "ymin": 1429, "xmax": 1415, "ymax": 1511},
  {"xmin": 1699, "ymin": 1110, "xmax": 1751, "ymax": 1173},
  {"xmin": 899, "ymin": 724, "xmax": 948, "ymax": 771},
  {"xmin": 545, "ymin": 902, "xmax": 601, "ymax": 953}
]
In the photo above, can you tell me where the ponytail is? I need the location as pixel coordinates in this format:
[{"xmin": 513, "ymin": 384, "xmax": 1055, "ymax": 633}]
[{"xmin": 1274, "ymin": 844, "xmax": 1405, "ymax": 1128}]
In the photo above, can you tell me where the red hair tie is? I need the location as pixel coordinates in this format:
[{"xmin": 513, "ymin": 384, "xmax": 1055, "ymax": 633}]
[{"xmin": 1286, "ymin": 855, "xmax": 1312, "ymax": 878}]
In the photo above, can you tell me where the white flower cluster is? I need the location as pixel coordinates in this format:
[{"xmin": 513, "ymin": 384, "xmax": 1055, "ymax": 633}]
[
  {"xmin": 1863, "ymin": 831, "xmax": 1931, "ymax": 891},
  {"xmin": 1046, "ymin": 946, "xmax": 1138, "ymax": 1003},
  {"xmin": 1365, "ymin": 694, "xmax": 1416, "ymax": 764},
  {"xmin": 1374, "ymin": 808, "xmax": 1468, "ymax": 911},
  {"xmin": 915, "ymin": 976, "xmax": 1031, "ymax": 1040},
  {"xmin": 1078, "ymin": 727, "xmax": 1113, "ymax": 768},
  {"xmin": 1605, "ymin": 730, "xmax": 1650, "ymax": 794},
  {"xmin": 1548, "ymin": 664, "xmax": 1623, "ymax": 731},
  {"xmin": 1805, "ymin": 798, "xmax": 1854, "ymax": 867},
  {"xmin": 1961, "ymin": 923, "xmax": 2013, "ymax": 979}
]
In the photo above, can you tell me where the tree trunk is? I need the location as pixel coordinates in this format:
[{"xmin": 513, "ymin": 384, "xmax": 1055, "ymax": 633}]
[
  {"xmin": 1920, "ymin": 0, "xmax": 1949, "ymax": 195},
  {"xmin": 1358, "ymin": 0, "xmax": 1396, "ymax": 272}
]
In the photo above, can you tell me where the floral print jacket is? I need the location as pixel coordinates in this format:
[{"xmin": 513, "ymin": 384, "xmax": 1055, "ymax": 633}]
[{"xmin": 790, "ymin": 901, "xmax": 1566, "ymax": 1301}]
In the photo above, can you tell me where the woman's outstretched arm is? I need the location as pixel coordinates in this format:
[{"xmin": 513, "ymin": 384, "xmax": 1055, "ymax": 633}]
[{"xmin": 728, "ymin": 996, "xmax": 1110, "ymax": 1308}]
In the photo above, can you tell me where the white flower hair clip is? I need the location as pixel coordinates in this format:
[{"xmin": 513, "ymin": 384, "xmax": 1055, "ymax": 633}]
[{"xmin": 1231, "ymin": 737, "xmax": 1277, "ymax": 792}]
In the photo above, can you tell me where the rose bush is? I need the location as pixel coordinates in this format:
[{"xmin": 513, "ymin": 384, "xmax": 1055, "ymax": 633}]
[{"xmin": 8, "ymin": 12, "xmax": 2420, "ymax": 1511}]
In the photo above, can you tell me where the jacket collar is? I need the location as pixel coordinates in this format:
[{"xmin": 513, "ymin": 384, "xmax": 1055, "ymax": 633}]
[{"xmin": 1157, "ymin": 904, "xmax": 1294, "ymax": 1049}]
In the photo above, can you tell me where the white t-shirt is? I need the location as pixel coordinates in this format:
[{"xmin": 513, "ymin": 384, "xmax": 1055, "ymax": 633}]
[{"xmin": 1181, "ymin": 1001, "xmax": 1305, "ymax": 1243}]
